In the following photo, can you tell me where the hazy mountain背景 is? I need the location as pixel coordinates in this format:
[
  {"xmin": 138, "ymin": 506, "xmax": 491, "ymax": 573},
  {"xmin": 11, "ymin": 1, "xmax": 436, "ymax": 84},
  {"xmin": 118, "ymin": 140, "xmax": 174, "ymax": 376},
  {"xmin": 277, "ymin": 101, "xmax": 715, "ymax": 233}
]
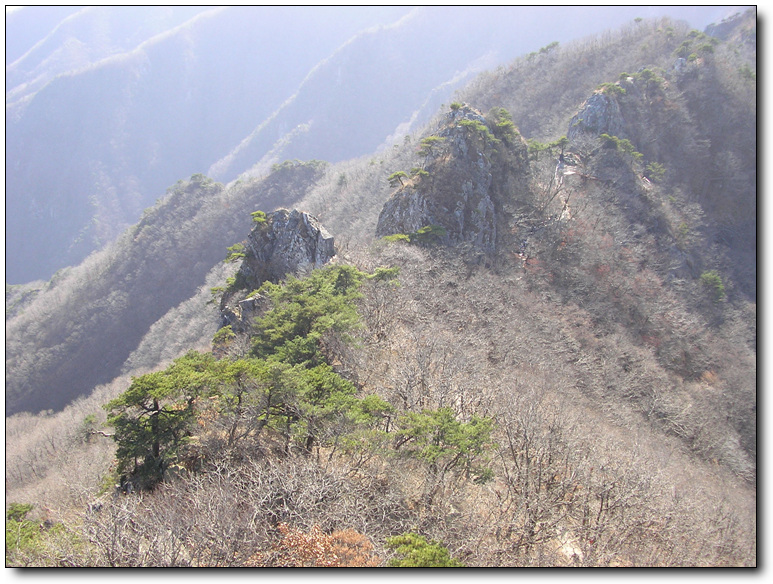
[
  {"xmin": 5, "ymin": 5, "xmax": 741, "ymax": 284},
  {"xmin": 5, "ymin": 6, "xmax": 756, "ymax": 568}
]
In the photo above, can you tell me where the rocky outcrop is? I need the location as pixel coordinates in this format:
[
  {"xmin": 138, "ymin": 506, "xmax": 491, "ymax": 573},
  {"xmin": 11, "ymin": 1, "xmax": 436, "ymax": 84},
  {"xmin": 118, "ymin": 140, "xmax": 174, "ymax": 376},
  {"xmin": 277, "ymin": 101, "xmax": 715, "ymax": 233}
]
[
  {"xmin": 567, "ymin": 90, "xmax": 627, "ymax": 142},
  {"xmin": 242, "ymin": 208, "xmax": 335, "ymax": 283},
  {"xmin": 376, "ymin": 104, "xmax": 522, "ymax": 253},
  {"xmin": 219, "ymin": 208, "xmax": 335, "ymax": 332}
]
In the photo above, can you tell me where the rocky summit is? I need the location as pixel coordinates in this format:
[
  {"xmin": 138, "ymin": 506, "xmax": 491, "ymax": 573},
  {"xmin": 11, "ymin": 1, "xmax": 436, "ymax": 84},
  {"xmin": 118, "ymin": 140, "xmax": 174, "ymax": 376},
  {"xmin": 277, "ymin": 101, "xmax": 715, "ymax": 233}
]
[
  {"xmin": 376, "ymin": 104, "xmax": 527, "ymax": 253},
  {"xmin": 220, "ymin": 208, "xmax": 336, "ymax": 332},
  {"xmin": 244, "ymin": 208, "xmax": 335, "ymax": 283}
]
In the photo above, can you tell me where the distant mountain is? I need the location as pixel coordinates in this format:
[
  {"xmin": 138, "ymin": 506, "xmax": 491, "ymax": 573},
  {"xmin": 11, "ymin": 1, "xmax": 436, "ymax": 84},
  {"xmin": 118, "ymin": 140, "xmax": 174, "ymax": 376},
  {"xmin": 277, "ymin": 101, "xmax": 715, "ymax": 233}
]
[
  {"xmin": 6, "ymin": 10, "xmax": 755, "ymax": 422},
  {"xmin": 4, "ymin": 6, "xmax": 411, "ymax": 284},
  {"xmin": 6, "ymin": 6, "xmax": 212, "ymax": 103},
  {"xmin": 4, "ymin": 5, "xmax": 745, "ymax": 284},
  {"xmin": 5, "ymin": 5, "xmax": 82, "ymax": 65},
  {"xmin": 4, "ymin": 12, "xmax": 756, "ymax": 567},
  {"xmin": 5, "ymin": 163, "xmax": 328, "ymax": 415}
]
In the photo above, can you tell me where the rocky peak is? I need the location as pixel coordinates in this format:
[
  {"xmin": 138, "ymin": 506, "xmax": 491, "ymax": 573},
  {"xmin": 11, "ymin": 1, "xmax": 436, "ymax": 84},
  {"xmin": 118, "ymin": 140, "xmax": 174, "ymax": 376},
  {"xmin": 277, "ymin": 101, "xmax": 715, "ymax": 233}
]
[
  {"xmin": 219, "ymin": 208, "xmax": 335, "ymax": 332},
  {"xmin": 244, "ymin": 208, "xmax": 335, "ymax": 283},
  {"xmin": 567, "ymin": 90, "xmax": 627, "ymax": 142},
  {"xmin": 376, "ymin": 104, "xmax": 526, "ymax": 253}
]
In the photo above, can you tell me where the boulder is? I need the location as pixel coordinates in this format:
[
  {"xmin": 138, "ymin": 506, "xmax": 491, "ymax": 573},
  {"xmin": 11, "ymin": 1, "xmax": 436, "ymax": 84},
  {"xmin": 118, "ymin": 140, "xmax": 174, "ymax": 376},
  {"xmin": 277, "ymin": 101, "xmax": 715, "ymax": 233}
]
[
  {"xmin": 219, "ymin": 208, "xmax": 336, "ymax": 333},
  {"xmin": 242, "ymin": 208, "xmax": 335, "ymax": 284}
]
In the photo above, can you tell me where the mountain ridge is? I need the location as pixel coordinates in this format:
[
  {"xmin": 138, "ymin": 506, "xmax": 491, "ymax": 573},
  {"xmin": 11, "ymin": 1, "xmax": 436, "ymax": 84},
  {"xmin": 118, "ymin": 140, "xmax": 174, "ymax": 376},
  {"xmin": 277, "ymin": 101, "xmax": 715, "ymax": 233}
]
[
  {"xmin": 4, "ymin": 10, "xmax": 756, "ymax": 567},
  {"xmin": 6, "ymin": 6, "xmax": 746, "ymax": 284}
]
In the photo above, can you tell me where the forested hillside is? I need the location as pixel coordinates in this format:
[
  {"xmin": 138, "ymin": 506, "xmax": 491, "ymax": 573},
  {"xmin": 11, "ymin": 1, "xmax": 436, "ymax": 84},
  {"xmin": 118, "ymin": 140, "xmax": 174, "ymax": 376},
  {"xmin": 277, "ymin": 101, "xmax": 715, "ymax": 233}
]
[
  {"xmin": 5, "ymin": 162, "xmax": 328, "ymax": 414},
  {"xmin": 5, "ymin": 6, "xmax": 733, "ymax": 283},
  {"xmin": 5, "ymin": 9, "xmax": 756, "ymax": 567},
  {"xmin": 5, "ymin": 6, "xmax": 408, "ymax": 283}
]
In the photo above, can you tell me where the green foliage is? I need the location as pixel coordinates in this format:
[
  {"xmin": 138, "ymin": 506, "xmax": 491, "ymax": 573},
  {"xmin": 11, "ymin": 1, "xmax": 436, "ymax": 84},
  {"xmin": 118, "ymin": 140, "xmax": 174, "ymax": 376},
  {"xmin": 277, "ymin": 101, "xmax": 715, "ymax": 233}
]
[
  {"xmin": 382, "ymin": 225, "xmax": 447, "ymax": 247},
  {"xmin": 674, "ymin": 33, "xmax": 716, "ymax": 59},
  {"xmin": 528, "ymin": 139, "xmax": 552, "ymax": 159},
  {"xmin": 539, "ymin": 41, "xmax": 559, "ymax": 54},
  {"xmin": 527, "ymin": 136, "xmax": 569, "ymax": 160},
  {"xmin": 6, "ymin": 503, "xmax": 34, "ymax": 522},
  {"xmin": 598, "ymin": 82, "xmax": 626, "ymax": 96},
  {"xmin": 698, "ymin": 42, "xmax": 715, "ymax": 54},
  {"xmin": 388, "ymin": 171, "xmax": 408, "ymax": 188},
  {"xmin": 251, "ymin": 265, "xmax": 367, "ymax": 365},
  {"xmin": 644, "ymin": 162, "xmax": 666, "ymax": 182},
  {"xmin": 251, "ymin": 210, "xmax": 267, "ymax": 224},
  {"xmin": 188, "ymin": 173, "xmax": 223, "ymax": 194},
  {"xmin": 386, "ymin": 533, "xmax": 464, "ymax": 567},
  {"xmin": 189, "ymin": 173, "xmax": 212, "ymax": 185},
  {"xmin": 449, "ymin": 102, "xmax": 462, "ymax": 111},
  {"xmin": 271, "ymin": 159, "xmax": 328, "ymax": 174},
  {"xmin": 223, "ymin": 271, "xmax": 250, "ymax": 295},
  {"xmin": 225, "ymin": 242, "xmax": 246, "ymax": 263},
  {"xmin": 675, "ymin": 40, "xmax": 694, "ymax": 59},
  {"xmin": 599, "ymin": 134, "xmax": 643, "ymax": 160},
  {"xmin": 5, "ymin": 503, "xmax": 71, "ymax": 566},
  {"xmin": 210, "ymin": 286, "xmax": 226, "ymax": 302},
  {"xmin": 368, "ymin": 266, "xmax": 401, "ymax": 283},
  {"xmin": 487, "ymin": 107, "xmax": 519, "ymax": 143},
  {"xmin": 382, "ymin": 233, "xmax": 411, "ymax": 244},
  {"xmin": 395, "ymin": 407, "xmax": 493, "ymax": 480},
  {"xmin": 417, "ymin": 136, "xmax": 446, "ymax": 157},
  {"xmin": 209, "ymin": 357, "xmax": 361, "ymax": 452},
  {"xmin": 212, "ymin": 325, "xmax": 236, "ymax": 346},
  {"xmin": 700, "ymin": 270, "xmax": 726, "ymax": 302},
  {"xmin": 212, "ymin": 325, "xmax": 236, "ymax": 356},
  {"xmin": 6, "ymin": 503, "xmax": 85, "ymax": 567},
  {"xmin": 410, "ymin": 167, "xmax": 430, "ymax": 179},
  {"xmin": 211, "ymin": 264, "xmax": 400, "ymax": 452},
  {"xmin": 410, "ymin": 224, "xmax": 447, "ymax": 246},
  {"xmin": 6, "ymin": 503, "xmax": 44, "ymax": 562},
  {"xmin": 632, "ymin": 67, "xmax": 665, "ymax": 91},
  {"xmin": 348, "ymin": 393, "xmax": 394, "ymax": 425},
  {"xmin": 290, "ymin": 363, "xmax": 360, "ymax": 450},
  {"xmin": 104, "ymin": 351, "xmax": 218, "ymax": 488},
  {"xmin": 739, "ymin": 64, "xmax": 756, "ymax": 81},
  {"xmin": 77, "ymin": 413, "xmax": 100, "ymax": 443},
  {"xmin": 458, "ymin": 118, "xmax": 499, "ymax": 144},
  {"xmin": 105, "ymin": 263, "xmax": 405, "ymax": 466}
]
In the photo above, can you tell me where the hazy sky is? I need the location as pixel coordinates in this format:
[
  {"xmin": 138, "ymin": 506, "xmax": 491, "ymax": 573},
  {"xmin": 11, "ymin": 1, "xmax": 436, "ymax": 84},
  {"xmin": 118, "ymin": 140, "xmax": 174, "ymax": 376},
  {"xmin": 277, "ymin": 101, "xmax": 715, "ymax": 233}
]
[{"xmin": 4, "ymin": 4, "xmax": 752, "ymax": 24}]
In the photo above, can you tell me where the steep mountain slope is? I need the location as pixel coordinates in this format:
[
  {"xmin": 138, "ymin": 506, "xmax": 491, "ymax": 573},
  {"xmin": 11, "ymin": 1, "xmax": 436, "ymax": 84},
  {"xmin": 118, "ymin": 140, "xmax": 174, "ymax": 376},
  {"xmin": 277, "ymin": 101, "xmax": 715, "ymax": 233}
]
[
  {"xmin": 294, "ymin": 14, "xmax": 757, "ymax": 480},
  {"xmin": 5, "ymin": 13, "xmax": 756, "ymax": 567},
  {"xmin": 5, "ymin": 163, "xmax": 328, "ymax": 415},
  {"xmin": 5, "ymin": 6, "xmax": 740, "ymax": 284},
  {"xmin": 399, "ymin": 13, "xmax": 757, "ymax": 299},
  {"xmin": 6, "ymin": 13, "xmax": 755, "ymax": 419},
  {"xmin": 4, "ymin": 6, "xmax": 410, "ymax": 284}
]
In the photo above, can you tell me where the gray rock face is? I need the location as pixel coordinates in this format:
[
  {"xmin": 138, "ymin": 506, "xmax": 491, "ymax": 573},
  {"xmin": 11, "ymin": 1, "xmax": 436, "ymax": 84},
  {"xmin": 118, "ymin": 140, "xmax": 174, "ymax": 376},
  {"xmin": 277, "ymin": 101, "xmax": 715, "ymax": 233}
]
[
  {"xmin": 220, "ymin": 291, "xmax": 272, "ymax": 335},
  {"xmin": 376, "ymin": 105, "xmax": 498, "ymax": 252},
  {"xmin": 244, "ymin": 208, "xmax": 335, "ymax": 283},
  {"xmin": 219, "ymin": 208, "xmax": 335, "ymax": 332},
  {"xmin": 567, "ymin": 91, "xmax": 627, "ymax": 141}
]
